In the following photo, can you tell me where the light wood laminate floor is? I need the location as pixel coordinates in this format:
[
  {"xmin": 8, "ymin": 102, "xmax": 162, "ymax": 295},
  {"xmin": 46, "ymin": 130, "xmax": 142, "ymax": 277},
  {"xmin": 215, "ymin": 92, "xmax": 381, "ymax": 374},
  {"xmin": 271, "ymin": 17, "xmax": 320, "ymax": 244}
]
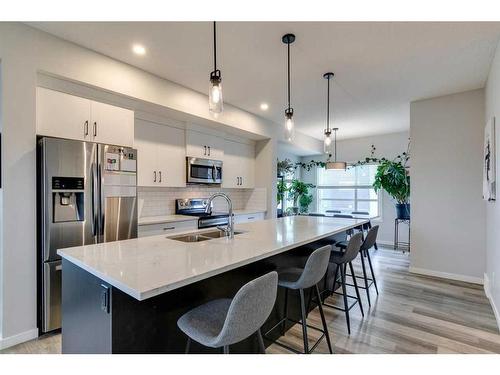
[{"xmin": 2, "ymin": 247, "xmax": 499, "ymax": 354}]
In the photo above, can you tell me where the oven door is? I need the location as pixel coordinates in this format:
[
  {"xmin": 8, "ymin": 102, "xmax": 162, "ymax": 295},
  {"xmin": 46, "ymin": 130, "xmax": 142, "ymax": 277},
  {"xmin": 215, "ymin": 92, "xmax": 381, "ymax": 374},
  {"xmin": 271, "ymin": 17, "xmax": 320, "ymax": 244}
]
[{"xmin": 187, "ymin": 157, "xmax": 223, "ymax": 184}]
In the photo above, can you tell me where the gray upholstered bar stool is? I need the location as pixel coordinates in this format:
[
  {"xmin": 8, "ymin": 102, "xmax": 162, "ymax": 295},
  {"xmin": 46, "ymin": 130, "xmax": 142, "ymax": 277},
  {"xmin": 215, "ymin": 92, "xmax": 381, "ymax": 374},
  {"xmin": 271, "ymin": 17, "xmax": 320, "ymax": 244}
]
[
  {"xmin": 321, "ymin": 232, "xmax": 365, "ymax": 334},
  {"xmin": 177, "ymin": 271, "xmax": 278, "ymax": 354},
  {"xmin": 265, "ymin": 245, "xmax": 333, "ymax": 354},
  {"xmin": 336, "ymin": 226, "xmax": 380, "ymax": 307}
]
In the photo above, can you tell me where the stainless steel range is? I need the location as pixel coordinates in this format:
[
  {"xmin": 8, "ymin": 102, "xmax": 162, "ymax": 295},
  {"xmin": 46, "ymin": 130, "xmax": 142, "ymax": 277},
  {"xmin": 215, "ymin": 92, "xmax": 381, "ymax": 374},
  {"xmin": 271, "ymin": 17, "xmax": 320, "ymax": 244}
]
[{"xmin": 175, "ymin": 198, "xmax": 229, "ymax": 229}]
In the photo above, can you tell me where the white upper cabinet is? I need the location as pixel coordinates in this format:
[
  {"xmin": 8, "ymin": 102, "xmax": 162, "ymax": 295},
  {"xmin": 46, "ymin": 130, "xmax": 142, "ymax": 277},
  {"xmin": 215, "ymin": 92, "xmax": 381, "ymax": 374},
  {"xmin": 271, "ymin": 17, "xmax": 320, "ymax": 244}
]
[
  {"xmin": 185, "ymin": 130, "xmax": 224, "ymax": 160},
  {"xmin": 36, "ymin": 87, "xmax": 134, "ymax": 147},
  {"xmin": 90, "ymin": 101, "xmax": 134, "ymax": 147},
  {"xmin": 135, "ymin": 119, "xmax": 186, "ymax": 187},
  {"xmin": 36, "ymin": 87, "xmax": 91, "ymax": 141},
  {"xmin": 222, "ymin": 139, "xmax": 255, "ymax": 189}
]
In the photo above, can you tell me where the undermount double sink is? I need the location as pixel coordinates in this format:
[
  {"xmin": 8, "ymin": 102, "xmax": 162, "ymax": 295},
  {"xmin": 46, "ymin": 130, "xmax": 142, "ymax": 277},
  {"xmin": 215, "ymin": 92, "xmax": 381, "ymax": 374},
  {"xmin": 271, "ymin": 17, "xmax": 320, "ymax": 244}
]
[{"xmin": 168, "ymin": 230, "xmax": 244, "ymax": 243}]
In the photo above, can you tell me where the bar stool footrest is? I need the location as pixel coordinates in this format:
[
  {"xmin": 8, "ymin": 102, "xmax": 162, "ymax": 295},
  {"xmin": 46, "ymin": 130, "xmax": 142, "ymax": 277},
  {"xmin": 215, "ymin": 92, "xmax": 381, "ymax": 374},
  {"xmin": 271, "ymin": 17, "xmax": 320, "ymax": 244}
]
[{"xmin": 264, "ymin": 316, "xmax": 328, "ymax": 354}]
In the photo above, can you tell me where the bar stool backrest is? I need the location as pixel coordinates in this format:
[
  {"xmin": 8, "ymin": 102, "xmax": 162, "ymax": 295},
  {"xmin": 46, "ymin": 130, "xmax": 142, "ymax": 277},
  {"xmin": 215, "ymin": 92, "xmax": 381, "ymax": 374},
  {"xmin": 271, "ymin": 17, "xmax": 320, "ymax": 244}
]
[
  {"xmin": 326, "ymin": 210, "xmax": 341, "ymax": 213},
  {"xmin": 295, "ymin": 245, "xmax": 332, "ymax": 289},
  {"xmin": 333, "ymin": 214, "xmax": 354, "ymax": 218},
  {"xmin": 361, "ymin": 225, "xmax": 379, "ymax": 251},
  {"xmin": 214, "ymin": 271, "xmax": 278, "ymax": 347},
  {"xmin": 340, "ymin": 232, "xmax": 364, "ymax": 263},
  {"xmin": 309, "ymin": 213, "xmax": 325, "ymax": 217}
]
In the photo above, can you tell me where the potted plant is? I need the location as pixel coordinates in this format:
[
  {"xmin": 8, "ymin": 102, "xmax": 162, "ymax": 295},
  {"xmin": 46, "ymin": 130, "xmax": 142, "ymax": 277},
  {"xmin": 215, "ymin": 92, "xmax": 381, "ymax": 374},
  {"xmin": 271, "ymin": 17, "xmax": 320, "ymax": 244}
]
[
  {"xmin": 353, "ymin": 142, "xmax": 410, "ymax": 219},
  {"xmin": 277, "ymin": 158, "xmax": 295, "ymax": 177},
  {"xmin": 299, "ymin": 193, "xmax": 314, "ymax": 214},
  {"xmin": 373, "ymin": 158, "xmax": 410, "ymax": 219},
  {"xmin": 289, "ymin": 179, "xmax": 316, "ymax": 215}
]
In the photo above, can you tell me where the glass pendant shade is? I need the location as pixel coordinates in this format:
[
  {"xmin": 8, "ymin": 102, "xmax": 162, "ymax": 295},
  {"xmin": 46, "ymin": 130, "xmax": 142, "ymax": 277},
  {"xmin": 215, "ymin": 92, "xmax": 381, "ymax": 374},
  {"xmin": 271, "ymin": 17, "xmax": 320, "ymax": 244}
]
[
  {"xmin": 324, "ymin": 132, "xmax": 333, "ymax": 154},
  {"xmin": 209, "ymin": 76, "xmax": 223, "ymax": 114},
  {"xmin": 284, "ymin": 113, "xmax": 295, "ymax": 142}
]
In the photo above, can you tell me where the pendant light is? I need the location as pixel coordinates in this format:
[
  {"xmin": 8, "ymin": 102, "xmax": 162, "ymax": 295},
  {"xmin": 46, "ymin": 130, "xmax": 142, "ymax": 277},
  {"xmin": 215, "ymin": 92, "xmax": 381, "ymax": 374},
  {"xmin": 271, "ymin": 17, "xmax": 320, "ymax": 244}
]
[
  {"xmin": 209, "ymin": 21, "xmax": 223, "ymax": 114},
  {"xmin": 323, "ymin": 72, "xmax": 334, "ymax": 154},
  {"xmin": 326, "ymin": 128, "xmax": 347, "ymax": 170},
  {"xmin": 282, "ymin": 33, "xmax": 295, "ymax": 142}
]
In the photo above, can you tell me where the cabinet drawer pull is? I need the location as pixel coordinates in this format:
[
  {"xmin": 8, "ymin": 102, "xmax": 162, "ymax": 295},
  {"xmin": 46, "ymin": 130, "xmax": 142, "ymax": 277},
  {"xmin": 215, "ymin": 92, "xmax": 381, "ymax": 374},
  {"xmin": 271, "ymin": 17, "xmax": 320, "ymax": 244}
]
[
  {"xmin": 208, "ymin": 146, "xmax": 211, "ymax": 156},
  {"xmin": 204, "ymin": 145, "xmax": 207, "ymax": 156},
  {"xmin": 163, "ymin": 226, "xmax": 176, "ymax": 230}
]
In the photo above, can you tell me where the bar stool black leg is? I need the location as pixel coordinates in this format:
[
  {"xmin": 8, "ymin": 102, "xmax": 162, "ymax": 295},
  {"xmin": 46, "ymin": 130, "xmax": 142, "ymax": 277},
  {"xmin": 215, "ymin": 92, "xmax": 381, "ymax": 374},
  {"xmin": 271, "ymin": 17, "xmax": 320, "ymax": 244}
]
[
  {"xmin": 282, "ymin": 288, "xmax": 288, "ymax": 335},
  {"xmin": 257, "ymin": 328, "xmax": 266, "ymax": 354},
  {"xmin": 339, "ymin": 265, "xmax": 351, "ymax": 335},
  {"xmin": 348, "ymin": 261, "xmax": 364, "ymax": 317},
  {"xmin": 299, "ymin": 289, "xmax": 310, "ymax": 353},
  {"xmin": 315, "ymin": 284, "xmax": 333, "ymax": 354},
  {"xmin": 185, "ymin": 337, "xmax": 191, "ymax": 354},
  {"xmin": 359, "ymin": 250, "xmax": 371, "ymax": 306},
  {"xmin": 365, "ymin": 249, "xmax": 379, "ymax": 294},
  {"xmin": 331, "ymin": 263, "xmax": 340, "ymax": 295},
  {"xmin": 367, "ymin": 221, "xmax": 378, "ymax": 250}
]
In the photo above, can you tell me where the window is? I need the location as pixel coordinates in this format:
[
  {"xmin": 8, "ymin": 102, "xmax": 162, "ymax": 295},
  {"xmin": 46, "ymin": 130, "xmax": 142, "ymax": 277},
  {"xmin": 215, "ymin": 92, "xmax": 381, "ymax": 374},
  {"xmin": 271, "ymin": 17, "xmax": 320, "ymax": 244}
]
[
  {"xmin": 278, "ymin": 166, "xmax": 299, "ymax": 213},
  {"xmin": 316, "ymin": 164, "xmax": 381, "ymax": 217}
]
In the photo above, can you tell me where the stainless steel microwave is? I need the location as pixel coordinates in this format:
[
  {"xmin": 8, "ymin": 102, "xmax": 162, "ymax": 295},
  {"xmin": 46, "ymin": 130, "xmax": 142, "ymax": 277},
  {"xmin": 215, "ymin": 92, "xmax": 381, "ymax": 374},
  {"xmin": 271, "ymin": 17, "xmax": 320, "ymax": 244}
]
[{"xmin": 186, "ymin": 157, "xmax": 223, "ymax": 184}]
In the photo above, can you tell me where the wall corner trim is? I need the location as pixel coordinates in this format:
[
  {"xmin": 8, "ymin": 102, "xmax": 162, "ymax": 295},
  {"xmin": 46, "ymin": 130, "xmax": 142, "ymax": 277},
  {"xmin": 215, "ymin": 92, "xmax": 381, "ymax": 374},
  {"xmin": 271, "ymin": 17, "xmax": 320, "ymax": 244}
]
[
  {"xmin": 0, "ymin": 328, "xmax": 39, "ymax": 350},
  {"xmin": 484, "ymin": 273, "xmax": 500, "ymax": 332},
  {"xmin": 409, "ymin": 266, "xmax": 484, "ymax": 285}
]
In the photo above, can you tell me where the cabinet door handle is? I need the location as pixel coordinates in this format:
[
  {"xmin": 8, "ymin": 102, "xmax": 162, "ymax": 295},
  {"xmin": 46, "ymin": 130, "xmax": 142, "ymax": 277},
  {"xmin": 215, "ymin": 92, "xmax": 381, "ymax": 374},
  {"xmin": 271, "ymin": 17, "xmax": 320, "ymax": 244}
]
[
  {"xmin": 154, "ymin": 171, "xmax": 157, "ymax": 182},
  {"xmin": 208, "ymin": 146, "xmax": 211, "ymax": 156},
  {"xmin": 163, "ymin": 226, "xmax": 175, "ymax": 231},
  {"xmin": 159, "ymin": 171, "xmax": 162, "ymax": 183},
  {"xmin": 240, "ymin": 177, "xmax": 243, "ymax": 186},
  {"xmin": 84, "ymin": 120, "xmax": 89, "ymax": 136},
  {"xmin": 204, "ymin": 145, "xmax": 207, "ymax": 156},
  {"xmin": 93, "ymin": 121, "xmax": 97, "ymax": 137}
]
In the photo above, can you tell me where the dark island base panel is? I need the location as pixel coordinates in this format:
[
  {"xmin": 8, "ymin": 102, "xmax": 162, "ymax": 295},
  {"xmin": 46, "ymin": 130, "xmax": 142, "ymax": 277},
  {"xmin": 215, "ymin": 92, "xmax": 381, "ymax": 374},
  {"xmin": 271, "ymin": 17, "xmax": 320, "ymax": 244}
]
[{"xmin": 62, "ymin": 238, "xmax": 345, "ymax": 354}]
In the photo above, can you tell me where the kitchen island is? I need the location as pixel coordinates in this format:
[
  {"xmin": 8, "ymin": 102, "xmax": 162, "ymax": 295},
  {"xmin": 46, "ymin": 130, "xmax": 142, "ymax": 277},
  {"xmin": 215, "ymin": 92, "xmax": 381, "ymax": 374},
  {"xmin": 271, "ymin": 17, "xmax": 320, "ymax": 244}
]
[{"xmin": 58, "ymin": 216, "xmax": 367, "ymax": 353}]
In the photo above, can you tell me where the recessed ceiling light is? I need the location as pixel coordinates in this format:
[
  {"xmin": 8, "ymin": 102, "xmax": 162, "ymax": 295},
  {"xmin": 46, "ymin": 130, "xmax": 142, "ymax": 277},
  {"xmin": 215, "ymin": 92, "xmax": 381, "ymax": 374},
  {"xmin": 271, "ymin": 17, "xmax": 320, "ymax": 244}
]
[
  {"xmin": 260, "ymin": 103, "xmax": 269, "ymax": 111},
  {"xmin": 132, "ymin": 44, "xmax": 146, "ymax": 56}
]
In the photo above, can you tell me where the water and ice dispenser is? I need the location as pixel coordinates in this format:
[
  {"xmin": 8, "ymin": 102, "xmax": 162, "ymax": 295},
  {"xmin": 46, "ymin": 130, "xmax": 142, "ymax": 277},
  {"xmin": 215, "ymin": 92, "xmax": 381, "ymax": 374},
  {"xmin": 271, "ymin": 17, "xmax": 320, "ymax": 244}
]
[{"xmin": 52, "ymin": 177, "xmax": 84, "ymax": 223}]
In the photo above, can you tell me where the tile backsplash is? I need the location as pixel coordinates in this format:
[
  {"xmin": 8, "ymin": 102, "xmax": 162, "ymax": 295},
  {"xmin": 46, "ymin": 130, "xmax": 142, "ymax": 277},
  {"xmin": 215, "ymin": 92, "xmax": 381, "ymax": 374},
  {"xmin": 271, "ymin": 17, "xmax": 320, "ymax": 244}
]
[{"xmin": 138, "ymin": 186, "xmax": 267, "ymax": 217}]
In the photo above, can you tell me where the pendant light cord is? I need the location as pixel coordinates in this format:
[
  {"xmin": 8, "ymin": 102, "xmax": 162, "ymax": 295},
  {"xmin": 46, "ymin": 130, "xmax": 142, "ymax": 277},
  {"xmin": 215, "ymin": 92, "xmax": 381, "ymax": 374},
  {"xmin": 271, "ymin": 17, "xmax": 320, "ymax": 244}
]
[
  {"xmin": 334, "ymin": 129, "xmax": 337, "ymax": 161},
  {"xmin": 287, "ymin": 41, "xmax": 291, "ymax": 111},
  {"xmin": 213, "ymin": 21, "xmax": 217, "ymax": 71},
  {"xmin": 326, "ymin": 76, "xmax": 330, "ymax": 133}
]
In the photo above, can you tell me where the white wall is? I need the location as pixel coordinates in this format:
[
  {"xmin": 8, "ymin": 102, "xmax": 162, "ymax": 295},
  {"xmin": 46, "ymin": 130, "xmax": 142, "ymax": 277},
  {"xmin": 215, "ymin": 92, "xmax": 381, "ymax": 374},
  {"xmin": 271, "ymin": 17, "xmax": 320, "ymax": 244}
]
[
  {"xmin": 485, "ymin": 38, "xmax": 500, "ymax": 328},
  {"xmin": 410, "ymin": 89, "xmax": 485, "ymax": 283},
  {"xmin": 0, "ymin": 23, "xmax": 322, "ymax": 348},
  {"xmin": 299, "ymin": 131, "xmax": 410, "ymax": 245}
]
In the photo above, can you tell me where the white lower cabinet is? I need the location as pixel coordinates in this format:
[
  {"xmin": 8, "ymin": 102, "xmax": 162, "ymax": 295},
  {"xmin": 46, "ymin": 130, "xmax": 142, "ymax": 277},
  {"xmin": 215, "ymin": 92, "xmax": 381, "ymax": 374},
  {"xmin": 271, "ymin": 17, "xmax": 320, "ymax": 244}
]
[
  {"xmin": 233, "ymin": 212, "xmax": 265, "ymax": 224},
  {"xmin": 135, "ymin": 119, "xmax": 186, "ymax": 187},
  {"xmin": 138, "ymin": 220, "xmax": 198, "ymax": 238}
]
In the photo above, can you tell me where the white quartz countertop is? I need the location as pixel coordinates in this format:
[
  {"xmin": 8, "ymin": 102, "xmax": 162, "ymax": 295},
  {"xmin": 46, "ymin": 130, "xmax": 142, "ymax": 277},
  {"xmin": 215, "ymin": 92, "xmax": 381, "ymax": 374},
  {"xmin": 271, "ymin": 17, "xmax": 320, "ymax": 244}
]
[
  {"xmin": 138, "ymin": 209, "xmax": 266, "ymax": 225},
  {"xmin": 58, "ymin": 216, "xmax": 367, "ymax": 301}
]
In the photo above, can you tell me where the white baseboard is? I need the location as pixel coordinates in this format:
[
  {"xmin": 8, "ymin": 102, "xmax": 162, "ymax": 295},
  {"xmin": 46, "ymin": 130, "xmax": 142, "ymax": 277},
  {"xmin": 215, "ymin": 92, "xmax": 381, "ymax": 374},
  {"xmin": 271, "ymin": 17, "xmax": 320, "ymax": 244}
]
[
  {"xmin": 409, "ymin": 266, "xmax": 484, "ymax": 285},
  {"xmin": 0, "ymin": 328, "xmax": 38, "ymax": 350},
  {"xmin": 484, "ymin": 273, "xmax": 500, "ymax": 332}
]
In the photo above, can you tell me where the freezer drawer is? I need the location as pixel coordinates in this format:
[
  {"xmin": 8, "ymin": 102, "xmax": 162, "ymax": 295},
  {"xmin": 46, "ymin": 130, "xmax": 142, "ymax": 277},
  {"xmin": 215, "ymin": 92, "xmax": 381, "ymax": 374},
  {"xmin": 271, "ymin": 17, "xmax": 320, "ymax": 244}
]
[{"xmin": 42, "ymin": 260, "xmax": 62, "ymax": 332}]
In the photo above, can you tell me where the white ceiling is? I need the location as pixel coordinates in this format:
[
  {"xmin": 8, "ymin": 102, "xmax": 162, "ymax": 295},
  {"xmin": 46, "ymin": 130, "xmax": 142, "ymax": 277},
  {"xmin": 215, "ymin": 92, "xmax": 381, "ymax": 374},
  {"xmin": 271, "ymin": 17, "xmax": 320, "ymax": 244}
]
[{"xmin": 28, "ymin": 22, "xmax": 500, "ymax": 140}]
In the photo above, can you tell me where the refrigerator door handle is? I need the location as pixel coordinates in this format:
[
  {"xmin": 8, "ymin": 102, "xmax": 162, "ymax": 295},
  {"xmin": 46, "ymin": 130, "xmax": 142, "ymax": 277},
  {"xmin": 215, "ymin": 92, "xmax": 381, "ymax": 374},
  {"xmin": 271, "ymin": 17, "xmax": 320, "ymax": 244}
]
[
  {"xmin": 99, "ymin": 164, "xmax": 105, "ymax": 237},
  {"xmin": 91, "ymin": 163, "xmax": 99, "ymax": 237}
]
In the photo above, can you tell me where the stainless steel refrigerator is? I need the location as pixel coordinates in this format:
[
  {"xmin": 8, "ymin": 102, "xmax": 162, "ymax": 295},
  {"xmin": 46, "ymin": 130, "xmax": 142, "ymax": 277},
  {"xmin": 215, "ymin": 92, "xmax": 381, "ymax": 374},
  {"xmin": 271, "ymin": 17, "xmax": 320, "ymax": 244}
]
[{"xmin": 37, "ymin": 137, "xmax": 137, "ymax": 333}]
